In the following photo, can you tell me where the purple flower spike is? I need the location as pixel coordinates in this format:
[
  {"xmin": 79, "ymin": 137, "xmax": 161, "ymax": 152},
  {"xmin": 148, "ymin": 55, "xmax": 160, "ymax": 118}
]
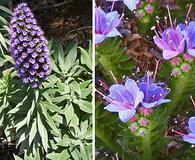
[
  {"xmin": 104, "ymin": 78, "xmax": 144, "ymax": 122},
  {"xmin": 154, "ymin": 26, "xmax": 185, "ymax": 60},
  {"xmin": 139, "ymin": 73, "xmax": 170, "ymax": 108},
  {"xmin": 9, "ymin": 2, "xmax": 51, "ymax": 88},
  {"xmin": 95, "ymin": 7, "xmax": 122, "ymax": 44},
  {"xmin": 183, "ymin": 117, "xmax": 195, "ymax": 144},
  {"xmin": 183, "ymin": 21, "xmax": 195, "ymax": 57}
]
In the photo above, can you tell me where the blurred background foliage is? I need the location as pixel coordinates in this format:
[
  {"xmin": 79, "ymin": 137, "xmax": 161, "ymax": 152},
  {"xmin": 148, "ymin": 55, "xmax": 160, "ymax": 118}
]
[{"xmin": 95, "ymin": 0, "xmax": 195, "ymax": 160}]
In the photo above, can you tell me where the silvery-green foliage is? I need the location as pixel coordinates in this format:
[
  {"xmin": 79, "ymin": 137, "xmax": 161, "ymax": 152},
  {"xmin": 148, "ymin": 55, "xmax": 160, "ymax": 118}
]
[{"xmin": 0, "ymin": 39, "xmax": 92, "ymax": 160}]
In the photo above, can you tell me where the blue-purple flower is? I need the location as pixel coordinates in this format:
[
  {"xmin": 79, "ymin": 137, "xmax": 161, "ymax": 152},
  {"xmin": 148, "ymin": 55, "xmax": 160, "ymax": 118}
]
[
  {"xmin": 183, "ymin": 117, "xmax": 195, "ymax": 144},
  {"xmin": 154, "ymin": 26, "xmax": 185, "ymax": 60},
  {"xmin": 107, "ymin": 0, "xmax": 140, "ymax": 11},
  {"xmin": 95, "ymin": 7, "xmax": 122, "ymax": 44},
  {"xmin": 139, "ymin": 74, "xmax": 170, "ymax": 108},
  {"xmin": 182, "ymin": 21, "xmax": 195, "ymax": 57},
  {"xmin": 123, "ymin": 0, "xmax": 140, "ymax": 11},
  {"xmin": 9, "ymin": 3, "xmax": 51, "ymax": 88},
  {"xmin": 104, "ymin": 78, "xmax": 144, "ymax": 122}
]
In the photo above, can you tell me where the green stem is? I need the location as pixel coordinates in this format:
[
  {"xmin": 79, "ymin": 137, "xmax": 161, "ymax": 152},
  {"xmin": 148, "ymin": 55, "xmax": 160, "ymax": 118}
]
[
  {"xmin": 166, "ymin": 75, "xmax": 189, "ymax": 115},
  {"xmin": 141, "ymin": 130, "xmax": 152, "ymax": 160}
]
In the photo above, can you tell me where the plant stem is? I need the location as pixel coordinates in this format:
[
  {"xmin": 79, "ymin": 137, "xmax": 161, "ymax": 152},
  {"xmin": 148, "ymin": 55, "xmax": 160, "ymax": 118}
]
[
  {"xmin": 166, "ymin": 75, "xmax": 189, "ymax": 114},
  {"xmin": 141, "ymin": 130, "xmax": 152, "ymax": 160}
]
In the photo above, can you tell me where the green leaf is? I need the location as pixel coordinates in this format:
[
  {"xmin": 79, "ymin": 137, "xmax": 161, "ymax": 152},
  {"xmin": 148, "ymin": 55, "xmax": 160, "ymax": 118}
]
[
  {"xmin": 40, "ymin": 101, "xmax": 61, "ymax": 113},
  {"xmin": 64, "ymin": 44, "xmax": 77, "ymax": 72},
  {"xmin": 37, "ymin": 112, "xmax": 48, "ymax": 152},
  {"xmin": 26, "ymin": 100, "xmax": 35, "ymax": 126},
  {"xmin": 73, "ymin": 99, "xmax": 92, "ymax": 113},
  {"xmin": 29, "ymin": 118, "xmax": 37, "ymax": 146},
  {"xmin": 41, "ymin": 105, "xmax": 60, "ymax": 136},
  {"xmin": 13, "ymin": 155, "xmax": 23, "ymax": 160},
  {"xmin": 79, "ymin": 47, "xmax": 92, "ymax": 70},
  {"xmin": 0, "ymin": 5, "xmax": 12, "ymax": 15}
]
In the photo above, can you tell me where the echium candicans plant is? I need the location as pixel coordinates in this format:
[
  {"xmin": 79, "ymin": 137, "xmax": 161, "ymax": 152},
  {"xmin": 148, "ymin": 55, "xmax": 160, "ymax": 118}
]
[
  {"xmin": 96, "ymin": 64, "xmax": 171, "ymax": 136},
  {"xmin": 9, "ymin": 2, "xmax": 51, "ymax": 88},
  {"xmin": 153, "ymin": 5, "xmax": 195, "ymax": 77}
]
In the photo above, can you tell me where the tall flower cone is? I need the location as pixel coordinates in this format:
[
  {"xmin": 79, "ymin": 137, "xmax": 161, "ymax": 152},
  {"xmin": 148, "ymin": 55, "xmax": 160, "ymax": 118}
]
[{"xmin": 9, "ymin": 3, "xmax": 51, "ymax": 88}]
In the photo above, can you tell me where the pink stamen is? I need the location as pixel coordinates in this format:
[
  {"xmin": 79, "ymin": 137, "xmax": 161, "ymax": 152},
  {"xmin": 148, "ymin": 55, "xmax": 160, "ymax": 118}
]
[
  {"xmin": 173, "ymin": 130, "xmax": 195, "ymax": 139},
  {"xmin": 120, "ymin": 13, "xmax": 124, "ymax": 21},
  {"xmin": 174, "ymin": 19, "xmax": 177, "ymax": 28},
  {"xmin": 111, "ymin": 1, "xmax": 115, "ymax": 12},
  {"xmin": 96, "ymin": 89, "xmax": 114, "ymax": 104},
  {"xmin": 99, "ymin": 80, "xmax": 109, "ymax": 91},
  {"xmin": 156, "ymin": 20, "xmax": 163, "ymax": 33},
  {"xmin": 164, "ymin": 16, "xmax": 168, "ymax": 29}
]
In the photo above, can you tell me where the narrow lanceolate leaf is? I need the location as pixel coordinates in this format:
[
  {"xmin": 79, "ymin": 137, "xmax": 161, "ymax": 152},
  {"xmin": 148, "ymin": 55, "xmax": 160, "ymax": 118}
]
[
  {"xmin": 79, "ymin": 47, "xmax": 92, "ymax": 70},
  {"xmin": 13, "ymin": 155, "xmax": 23, "ymax": 160},
  {"xmin": 0, "ymin": 5, "xmax": 12, "ymax": 15},
  {"xmin": 64, "ymin": 45, "xmax": 77, "ymax": 72},
  {"xmin": 26, "ymin": 99, "xmax": 35, "ymax": 126},
  {"xmin": 29, "ymin": 118, "xmax": 37, "ymax": 146},
  {"xmin": 73, "ymin": 99, "xmax": 92, "ymax": 114},
  {"xmin": 41, "ymin": 105, "xmax": 60, "ymax": 136},
  {"xmin": 37, "ymin": 112, "xmax": 48, "ymax": 152}
]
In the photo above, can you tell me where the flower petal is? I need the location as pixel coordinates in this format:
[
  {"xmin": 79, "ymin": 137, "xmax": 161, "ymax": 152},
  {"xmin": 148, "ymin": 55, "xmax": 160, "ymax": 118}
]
[
  {"xmin": 123, "ymin": 0, "xmax": 139, "ymax": 11},
  {"xmin": 189, "ymin": 116, "xmax": 195, "ymax": 133},
  {"xmin": 142, "ymin": 101, "xmax": 158, "ymax": 108},
  {"xmin": 95, "ymin": 34, "xmax": 106, "ymax": 44},
  {"xmin": 162, "ymin": 49, "xmax": 180, "ymax": 60},
  {"xmin": 106, "ymin": 28, "xmax": 122, "ymax": 38},
  {"xmin": 156, "ymin": 99, "xmax": 170, "ymax": 106},
  {"xmin": 183, "ymin": 132, "xmax": 195, "ymax": 144},
  {"xmin": 187, "ymin": 48, "xmax": 195, "ymax": 57},
  {"xmin": 104, "ymin": 104, "xmax": 125, "ymax": 112},
  {"xmin": 118, "ymin": 109, "xmax": 136, "ymax": 122}
]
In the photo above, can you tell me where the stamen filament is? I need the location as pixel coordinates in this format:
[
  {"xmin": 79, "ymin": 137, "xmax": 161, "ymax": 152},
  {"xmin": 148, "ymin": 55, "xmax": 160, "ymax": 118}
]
[
  {"xmin": 167, "ymin": 5, "xmax": 173, "ymax": 28},
  {"xmin": 185, "ymin": 3, "xmax": 193, "ymax": 24},
  {"xmin": 172, "ymin": 129, "xmax": 195, "ymax": 139},
  {"xmin": 164, "ymin": 16, "xmax": 168, "ymax": 29},
  {"xmin": 156, "ymin": 20, "xmax": 163, "ymax": 33},
  {"xmin": 111, "ymin": 1, "xmax": 115, "ymax": 11},
  {"xmin": 151, "ymin": 26, "xmax": 159, "ymax": 37},
  {"xmin": 153, "ymin": 60, "xmax": 160, "ymax": 81},
  {"xmin": 99, "ymin": 80, "xmax": 109, "ymax": 91},
  {"xmin": 109, "ymin": 71, "xmax": 118, "ymax": 84},
  {"xmin": 190, "ymin": 95, "xmax": 195, "ymax": 108}
]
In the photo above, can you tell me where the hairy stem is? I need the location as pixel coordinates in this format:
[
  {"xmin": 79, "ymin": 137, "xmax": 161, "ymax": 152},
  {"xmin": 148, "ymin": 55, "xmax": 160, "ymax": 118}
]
[
  {"xmin": 166, "ymin": 75, "xmax": 190, "ymax": 114},
  {"xmin": 141, "ymin": 130, "xmax": 152, "ymax": 160}
]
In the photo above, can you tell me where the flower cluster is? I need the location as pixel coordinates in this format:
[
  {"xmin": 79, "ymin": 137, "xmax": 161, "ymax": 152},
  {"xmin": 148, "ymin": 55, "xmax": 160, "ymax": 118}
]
[
  {"xmin": 9, "ymin": 3, "xmax": 51, "ymax": 88},
  {"xmin": 153, "ymin": 7, "xmax": 195, "ymax": 77},
  {"xmin": 98, "ymin": 72, "xmax": 170, "ymax": 124}
]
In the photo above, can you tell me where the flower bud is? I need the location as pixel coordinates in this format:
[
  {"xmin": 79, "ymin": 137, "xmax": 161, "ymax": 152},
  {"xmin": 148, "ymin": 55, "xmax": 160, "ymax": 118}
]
[
  {"xmin": 171, "ymin": 68, "xmax": 181, "ymax": 77},
  {"xmin": 180, "ymin": 63, "xmax": 191, "ymax": 72},
  {"xmin": 138, "ymin": 117, "xmax": 149, "ymax": 127},
  {"xmin": 129, "ymin": 122, "xmax": 139, "ymax": 133}
]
